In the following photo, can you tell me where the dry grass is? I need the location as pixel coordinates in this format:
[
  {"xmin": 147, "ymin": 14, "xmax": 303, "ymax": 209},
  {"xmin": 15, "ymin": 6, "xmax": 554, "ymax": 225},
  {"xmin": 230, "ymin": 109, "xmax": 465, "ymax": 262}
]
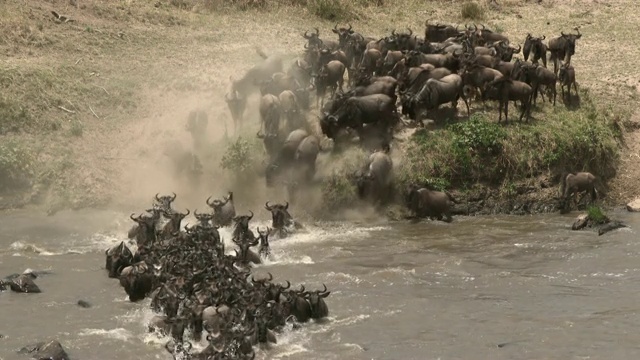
[{"xmin": 0, "ymin": 0, "xmax": 638, "ymax": 212}]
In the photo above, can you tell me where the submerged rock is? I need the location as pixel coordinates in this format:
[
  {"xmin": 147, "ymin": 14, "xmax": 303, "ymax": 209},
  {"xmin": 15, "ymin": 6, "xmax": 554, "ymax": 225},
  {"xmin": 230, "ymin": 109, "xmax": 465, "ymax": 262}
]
[
  {"xmin": 627, "ymin": 198, "xmax": 640, "ymax": 212},
  {"xmin": 18, "ymin": 340, "xmax": 70, "ymax": 360},
  {"xmin": 5, "ymin": 274, "xmax": 41, "ymax": 293},
  {"xmin": 571, "ymin": 211, "xmax": 628, "ymax": 236},
  {"xmin": 77, "ymin": 300, "xmax": 92, "ymax": 308}
]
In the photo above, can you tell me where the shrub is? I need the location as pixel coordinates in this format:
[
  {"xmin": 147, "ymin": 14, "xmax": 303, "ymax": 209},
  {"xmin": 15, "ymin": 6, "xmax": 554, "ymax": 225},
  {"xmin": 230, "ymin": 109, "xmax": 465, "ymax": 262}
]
[
  {"xmin": 220, "ymin": 137, "xmax": 261, "ymax": 180},
  {"xmin": 321, "ymin": 172, "xmax": 357, "ymax": 211},
  {"xmin": 0, "ymin": 140, "xmax": 34, "ymax": 193},
  {"xmin": 309, "ymin": 0, "xmax": 358, "ymax": 21},
  {"xmin": 587, "ymin": 205, "xmax": 609, "ymax": 225},
  {"xmin": 461, "ymin": 1, "xmax": 484, "ymax": 20}
]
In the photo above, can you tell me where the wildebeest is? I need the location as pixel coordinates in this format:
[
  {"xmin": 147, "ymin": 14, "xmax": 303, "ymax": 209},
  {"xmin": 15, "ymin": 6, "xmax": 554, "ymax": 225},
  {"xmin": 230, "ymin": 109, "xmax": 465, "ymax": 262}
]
[
  {"xmin": 323, "ymin": 94, "xmax": 398, "ymax": 145},
  {"xmin": 356, "ymin": 145, "xmax": 394, "ymax": 205},
  {"xmin": 484, "ymin": 77, "xmax": 533, "ymax": 124},
  {"xmin": 278, "ymin": 90, "xmax": 304, "ymax": 132},
  {"xmin": 424, "ymin": 20, "xmax": 460, "ymax": 42},
  {"xmin": 460, "ymin": 64, "xmax": 504, "ymax": 103},
  {"xmin": 558, "ymin": 62, "xmax": 578, "ymax": 102},
  {"xmin": 2, "ymin": 272, "xmax": 41, "ymax": 293},
  {"xmin": 257, "ymin": 227, "xmax": 272, "ymax": 258},
  {"xmin": 523, "ymin": 34, "xmax": 548, "ymax": 68},
  {"xmin": 265, "ymin": 129, "xmax": 309, "ymax": 187},
  {"xmin": 294, "ymin": 134, "xmax": 321, "ymax": 184},
  {"xmin": 161, "ymin": 209, "xmax": 190, "ymax": 239},
  {"xmin": 407, "ymin": 74, "xmax": 470, "ymax": 120},
  {"xmin": 105, "ymin": 241, "xmax": 134, "ymax": 279},
  {"xmin": 406, "ymin": 185, "xmax": 457, "ymax": 222},
  {"xmin": 513, "ymin": 63, "xmax": 557, "ymax": 106},
  {"xmin": 119, "ymin": 261, "xmax": 155, "ymax": 302},
  {"xmin": 264, "ymin": 201, "xmax": 296, "ymax": 239},
  {"xmin": 206, "ymin": 192, "xmax": 236, "ymax": 227},
  {"xmin": 303, "ymin": 284, "xmax": 331, "ymax": 319},
  {"xmin": 259, "ymin": 94, "xmax": 282, "ymax": 136},
  {"xmin": 559, "ymin": 172, "xmax": 598, "ymax": 213},
  {"xmin": 314, "ymin": 60, "xmax": 346, "ymax": 108},
  {"xmin": 548, "ymin": 28, "xmax": 582, "ymax": 76}
]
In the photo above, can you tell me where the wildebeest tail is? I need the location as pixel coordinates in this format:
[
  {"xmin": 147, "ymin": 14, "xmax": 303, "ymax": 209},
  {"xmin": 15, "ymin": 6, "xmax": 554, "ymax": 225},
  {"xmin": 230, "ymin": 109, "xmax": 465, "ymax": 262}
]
[{"xmin": 255, "ymin": 46, "xmax": 268, "ymax": 60}]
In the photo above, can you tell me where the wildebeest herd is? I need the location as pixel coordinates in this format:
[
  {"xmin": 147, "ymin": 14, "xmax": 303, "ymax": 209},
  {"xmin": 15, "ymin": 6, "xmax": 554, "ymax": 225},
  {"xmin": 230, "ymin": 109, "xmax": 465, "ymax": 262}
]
[
  {"xmin": 224, "ymin": 21, "xmax": 584, "ymax": 220},
  {"xmin": 105, "ymin": 192, "xmax": 326, "ymax": 359}
]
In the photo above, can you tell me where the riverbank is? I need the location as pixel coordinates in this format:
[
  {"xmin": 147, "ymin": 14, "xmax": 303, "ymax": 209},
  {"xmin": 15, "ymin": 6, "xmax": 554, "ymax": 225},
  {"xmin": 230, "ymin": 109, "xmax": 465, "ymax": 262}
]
[{"xmin": 1, "ymin": 0, "xmax": 638, "ymax": 215}]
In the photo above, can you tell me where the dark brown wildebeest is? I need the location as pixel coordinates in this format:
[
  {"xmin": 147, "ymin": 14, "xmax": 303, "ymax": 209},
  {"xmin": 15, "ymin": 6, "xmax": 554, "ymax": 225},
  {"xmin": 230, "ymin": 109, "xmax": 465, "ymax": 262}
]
[
  {"xmin": 424, "ymin": 20, "xmax": 461, "ymax": 42},
  {"xmin": 406, "ymin": 185, "xmax": 458, "ymax": 222},
  {"xmin": 484, "ymin": 77, "xmax": 533, "ymax": 124},
  {"xmin": 559, "ymin": 172, "xmax": 597, "ymax": 213},
  {"xmin": 332, "ymin": 23, "xmax": 354, "ymax": 49},
  {"xmin": 314, "ymin": 60, "xmax": 346, "ymax": 108},
  {"xmin": 558, "ymin": 62, "xmax": 579, "ymax": 102},
  {"xmin": 548, "ymin": 28, "xmax": 582, "ymax": 76},
  {"xmin": 512, "ymin": 63, "xmax": 557, "ymax": 106},
  {"xmin": 523, "ymin": 34, "xmax": 548, "ymax": 68},
  {"xmin": 259, "ymin": 93, "xmax": 282, "ymax": 136},
  {"xmin": 302, "ymin": 27, "xmax": 323, "ymax": 49},
  {"xmin": 406, "ymin": 74, "xmax": 470, "ymax": 120}
]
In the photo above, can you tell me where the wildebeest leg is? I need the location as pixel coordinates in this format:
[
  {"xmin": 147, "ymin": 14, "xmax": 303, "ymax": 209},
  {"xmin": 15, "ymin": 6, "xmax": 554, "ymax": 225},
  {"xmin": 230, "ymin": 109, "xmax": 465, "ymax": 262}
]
[{"xmin": 503, "ymin": 99, "xmax": 509, "ymax": 124}]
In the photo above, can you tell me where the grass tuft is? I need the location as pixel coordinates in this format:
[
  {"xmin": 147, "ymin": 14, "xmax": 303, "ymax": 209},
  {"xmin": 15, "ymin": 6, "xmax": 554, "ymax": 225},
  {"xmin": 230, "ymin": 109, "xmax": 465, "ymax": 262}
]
[
  {"xmin": 0, "ymin": 140, "xmax": 35, "ymax": 193},
  {"xmin": 461, "ymin": 1, "xmax": 484, "ymax": 20},
  {"xmin": 309, "ymin": 0, "xmax": 359, "ymax": 21},
  {"xmin": 587, "ymin": 205, "xmax": 609, "ymax": 225}
]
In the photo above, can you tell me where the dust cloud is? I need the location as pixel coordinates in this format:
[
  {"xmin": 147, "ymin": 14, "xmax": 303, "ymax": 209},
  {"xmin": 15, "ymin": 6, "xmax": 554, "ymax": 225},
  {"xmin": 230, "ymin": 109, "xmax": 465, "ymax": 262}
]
[{"xmin": 105, "ymin": 42, "xmax": 383, "ymax": 222}]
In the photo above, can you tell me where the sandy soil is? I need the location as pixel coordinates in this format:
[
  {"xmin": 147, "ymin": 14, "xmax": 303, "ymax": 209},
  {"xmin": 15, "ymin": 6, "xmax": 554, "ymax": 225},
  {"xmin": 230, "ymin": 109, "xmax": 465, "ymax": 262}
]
[{"xmin": 1, "ymin": 0, "xmax": 639, "ymax": 213}]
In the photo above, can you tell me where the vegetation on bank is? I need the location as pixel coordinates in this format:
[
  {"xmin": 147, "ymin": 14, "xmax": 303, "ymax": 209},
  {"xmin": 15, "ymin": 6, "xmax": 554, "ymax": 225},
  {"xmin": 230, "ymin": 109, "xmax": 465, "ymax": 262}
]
[{"xmin": 398, "ymin": 88, "xmax": 622, "ymax": 192}]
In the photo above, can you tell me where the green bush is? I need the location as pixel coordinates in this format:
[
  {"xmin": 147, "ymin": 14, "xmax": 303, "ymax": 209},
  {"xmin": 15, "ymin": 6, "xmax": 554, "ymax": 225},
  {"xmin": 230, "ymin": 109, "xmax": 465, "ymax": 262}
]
[
  {"xmin": 401, "ymin": 90, "xmax": 620, "ymax": 188},
  {"xmin": 461, "ymin": 1, "xmax": 484, "ymax": 20},
  {"xmin": 220, "ymin": 136, "xmax": 261, "ymax": 179},
  {"xmin": 321, "ymin": 172, "xmax": 357, "ymax": 211},
  {"xmin": 0, "ymin": 140, "xmax": 34, "ymax": 193},
  {"xmin": 587, "ymin": 205, "xmax": 609, "ymax": 225}
]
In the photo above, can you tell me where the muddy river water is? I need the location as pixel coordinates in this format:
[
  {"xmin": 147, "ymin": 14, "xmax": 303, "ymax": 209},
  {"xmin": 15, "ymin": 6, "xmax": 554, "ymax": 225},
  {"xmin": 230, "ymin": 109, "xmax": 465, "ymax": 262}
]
[{"xmin": 0, "ymin": 208, "xmax": 638, "ymax": 360}]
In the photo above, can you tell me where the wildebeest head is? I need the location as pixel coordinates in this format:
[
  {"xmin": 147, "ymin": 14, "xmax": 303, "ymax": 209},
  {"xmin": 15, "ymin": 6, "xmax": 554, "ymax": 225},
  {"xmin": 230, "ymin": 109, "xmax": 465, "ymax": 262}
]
[
  {"xmin": 332, "ymin": 23, "xmax": 354, "ymax": 48},
  {"xmin": 560, "ymin": 28, "xmax": 582, "ymax": 58},
  {"xmin": 154, "ymin": 192, "xmax": 177, "ymax": 212},
  {"xmin": 424, "ymin": 20, "xmax": 461, "ymax": 43},
  {"xmin": 105, "ymin": 241, "xmax": 134, "ymax": 278},
  {"xmin": 193, "ymin": 209, "xmax": 214, "ymax": 228},
  {"xmin": 302, "ymin": 27, "xmax": 322, "ymax": 49},
  {"xmin": 264, "ymin": 201, "xmax": 293, "ymax": 230},
  {"xmin": 303, "ymin": 283, "xmax": 331, "ymax": 319},
  {"xmin": 232, "ymin": 211, "xmax": 255, "ymax": 241},
  {"xmin": 206, "ymin": 192, "xmax": 236, "ymax": 227}
]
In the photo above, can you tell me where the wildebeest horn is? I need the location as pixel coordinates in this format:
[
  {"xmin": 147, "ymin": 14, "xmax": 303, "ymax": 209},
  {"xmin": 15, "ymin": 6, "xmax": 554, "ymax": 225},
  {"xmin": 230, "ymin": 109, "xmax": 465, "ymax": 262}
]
[
  {"xmin": 256, "ymin": 129, "xmax": 265, "ymax": 139},
  {"xmin": 321, "ymin": 283, "xmax": 328, "ymax": 293},
  {"xmin": 130, "ymin": 213, "xmax": 139, "ymax": 221},
  {"xmin": 315, "ymin": 27, "xmax": 319, "ymax": 35},
  {"xmin": 333, "ymin": 24, "xmax": 338, "ymax": 30},
  {"xmin": 303, "ymin": 30, "xmax": 310, "ymax": 39},
  {"xmin": 541, "ymin": 35, "xmax": 546, "ymax": 40},
  {"xmin": 284, "ymin": 201, "xmax": 289, "ymax": 210},
  {"xmin": 267, "ymin": 272, "xmax": 273, "ymax": 282},
  {"xmin": 183, "ymin": 209, "xmax": 190, "ymax": 216},
  {"xmin": 206, "ymin": 196, "xmax": 214, "ymax": 206},
  {"xmin": 155, "ymin": 193, "xmax": 161, "ymax": 201},
  {"xmin": 303, "ymin": 43, "xmax": 309, "ymax": 49},
  {"xmin": 170, "ymin": 192, "xmax": 176, "ymax": 201},
  {"xmin": 514, "ymin": 44, "xmax": 521, "ymax": 53},
  {"xmin": 265, "ymin": 201, "xmax": 273, "ymax": 211},
  {"xmin": 248, "ymin": 210, "xmax": 253, "ymax": 220},
  {"xmin": 282, "ymin": 280, "xmax": 291, "ymax": 289},
  {"xmin": 407, "ymin": 28, "xmax": 413, "ymax": 36},
  {"xmin": 391, "ymin": 29, "xmax": 396, "ymax": 36},
  {"xmin": 561, "ymin": 31, "xmax": 567, "ymax": 36}
]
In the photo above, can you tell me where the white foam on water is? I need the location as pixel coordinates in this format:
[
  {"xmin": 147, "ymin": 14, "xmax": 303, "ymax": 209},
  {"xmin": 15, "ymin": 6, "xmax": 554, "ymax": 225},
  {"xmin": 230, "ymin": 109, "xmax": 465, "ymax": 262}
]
[
  {"xmin": 9, "ymin": 241, "xmax": 62, "ymax": 256},
  {"xmin": 318, "ymin": 271, "xmax": 367, "ymax": 285},
  {"xmin": 78, "ymin": 328, "xmax": 134, "ymax": 342}
]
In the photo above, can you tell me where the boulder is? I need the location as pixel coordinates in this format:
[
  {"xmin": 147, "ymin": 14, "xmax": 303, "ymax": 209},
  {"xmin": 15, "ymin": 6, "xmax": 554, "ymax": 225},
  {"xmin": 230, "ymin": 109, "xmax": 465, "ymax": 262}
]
[
  {"xmin": 626, "ymin": 198, "xmax": 640, "ymax": 212},
  {"xmin": 19, "ymin": 340, "xmax": 70, "ymax": 360},
  {"xmin": 571, "ymin": 214, "xmax": 589, "ymax": 230}
]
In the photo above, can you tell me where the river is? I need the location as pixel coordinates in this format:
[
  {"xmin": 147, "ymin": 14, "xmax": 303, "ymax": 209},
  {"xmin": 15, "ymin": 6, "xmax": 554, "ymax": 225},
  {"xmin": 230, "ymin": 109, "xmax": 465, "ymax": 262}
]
[{"xmin": 0, "ymin": 208, "xmax": 637, "ymax": 360}]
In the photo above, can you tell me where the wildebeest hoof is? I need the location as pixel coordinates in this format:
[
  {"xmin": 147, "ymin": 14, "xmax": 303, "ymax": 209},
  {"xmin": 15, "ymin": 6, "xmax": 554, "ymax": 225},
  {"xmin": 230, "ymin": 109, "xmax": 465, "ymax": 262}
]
[
  {"xmin": 6, "ymin": 274, "xmax": 41, "ymax": 293},
  {"xmin": 19, "ymin": 340, "xmax": 70, "ymax": 360},
  {"xmin": 77, "ymin": 300, "xmax": 92, "ymax": 308}
]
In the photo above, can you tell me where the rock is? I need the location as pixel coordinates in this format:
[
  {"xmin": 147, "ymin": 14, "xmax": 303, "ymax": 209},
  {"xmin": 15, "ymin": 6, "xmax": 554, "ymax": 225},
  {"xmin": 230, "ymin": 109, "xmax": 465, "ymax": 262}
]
[
  {"xmin": 572, "ymin": 214, "xmax": 589, "ymax": 230},
  {"xmin": 626, "ymin": 198, "xmax": 640, "ymax": 212},
  {"xmin": 77, "ymin": 300, "xmax": 92, "ymax": 308},
  {"xmin": 598, "ymin": 221, "xmax": 628, "ymax": 236},
  {"xmin": 19, "ymin": 340, "xmax": 70, "ymax": 360},
  {"xmin": 7, "ymin": 274, "xmax": 41, "ymax": 293}
]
